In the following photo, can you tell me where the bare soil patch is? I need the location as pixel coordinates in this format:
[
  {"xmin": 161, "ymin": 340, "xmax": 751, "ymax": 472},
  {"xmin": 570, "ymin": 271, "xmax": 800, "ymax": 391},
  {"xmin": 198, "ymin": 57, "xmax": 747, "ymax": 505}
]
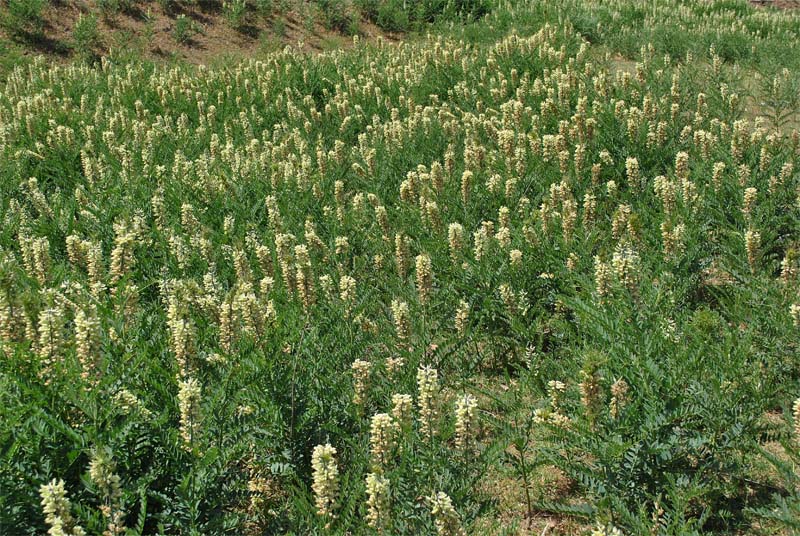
[
  {"xmin": 1, "ymin": 1, "xmax": 399, "ymax": 64},
  {"xmin": 750, "ymin": 0, "xmax": 800, "ymax": 9}
]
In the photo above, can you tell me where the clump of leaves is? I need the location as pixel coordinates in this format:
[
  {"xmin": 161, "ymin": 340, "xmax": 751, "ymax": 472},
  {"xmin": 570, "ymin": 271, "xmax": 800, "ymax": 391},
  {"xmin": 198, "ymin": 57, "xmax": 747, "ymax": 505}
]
[
  {"xmin": 173, "ymin": 14, "xmax": 200, "ymax": 45},
  {"xmin": 223, "ymin": 0, "xmax": 248, "ymax": 30},
  {"xmin": 72, "ymin": 12, "xmax": 100, "ymax": 60},
  {"xmin": 317, "ymin": 0, "xmax": 359, "ymax": 35}
]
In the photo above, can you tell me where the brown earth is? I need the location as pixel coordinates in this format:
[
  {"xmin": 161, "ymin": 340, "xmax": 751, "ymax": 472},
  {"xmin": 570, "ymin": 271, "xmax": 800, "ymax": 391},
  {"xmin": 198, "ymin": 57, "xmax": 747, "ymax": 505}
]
[
  {"xmin": 750, "ymin": 0, "xmax": 800, "ymax": 9},
  {"xmin": 1, "ymin": 1, "xmax": 399, "ymax": 64}
]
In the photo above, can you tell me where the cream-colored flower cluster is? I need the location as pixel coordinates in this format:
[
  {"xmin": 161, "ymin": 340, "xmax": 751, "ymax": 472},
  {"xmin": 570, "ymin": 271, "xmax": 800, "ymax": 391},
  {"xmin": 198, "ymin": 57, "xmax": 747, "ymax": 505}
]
[
  {"xmin": 89, "ymin": 448, "xmax": 126, "ymax": 536},
  {"xmin": 352, "ymin": 358, "xmax": 372, "ymax": 408},
  {"xmin": 591, "ymin": 523, "xmax": 624, "ymax": 536},
  {"xmin": 454, "ymin": 394, "xmax": 478, "ymax": 451},
  {"xmin": 40, "ymin": 448, "xmax": 128, "ymax": 536},
  {"xmin": 429, "ymin": 491, "xmax": 466, "ymax": 536},
  {"xmin": 39, "ymin": 479, "xmax": 86, "ymax": 536},
  {"xmin": 369, "ymin": 413, "xmax": 398, "ymax": 470},
  {"xmin": 417, "ymin": 365, "xmax": 440, "ymax": 441},
  {"xmin": 793, "ymin": 398, "xmax": 800, "ymax": 441},
  {"xmin": 365, "ymin": 471, "xmax": 390, "ymax": 532},
  {"xmin": 178, "ymin": 377, "xmax": 203, "ymax": 450},
  {"xmin": 311, "ymin": 443, "xmax": 339, "ymax": 524}
]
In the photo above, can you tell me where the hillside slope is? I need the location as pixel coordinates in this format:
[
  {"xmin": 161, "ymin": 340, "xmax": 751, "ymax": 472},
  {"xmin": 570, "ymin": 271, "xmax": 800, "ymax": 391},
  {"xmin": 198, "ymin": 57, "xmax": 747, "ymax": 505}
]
[{"xmin": 0, "ymin": 0, "xmax": 487, "ymax": 66}]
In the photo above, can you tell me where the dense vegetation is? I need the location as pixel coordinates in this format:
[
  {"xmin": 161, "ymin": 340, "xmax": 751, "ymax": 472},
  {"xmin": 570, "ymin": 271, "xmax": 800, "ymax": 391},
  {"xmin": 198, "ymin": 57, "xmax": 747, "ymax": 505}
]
[{"xmin": 1, "ymin": 0, "xmax": 800, "ymax": 534}]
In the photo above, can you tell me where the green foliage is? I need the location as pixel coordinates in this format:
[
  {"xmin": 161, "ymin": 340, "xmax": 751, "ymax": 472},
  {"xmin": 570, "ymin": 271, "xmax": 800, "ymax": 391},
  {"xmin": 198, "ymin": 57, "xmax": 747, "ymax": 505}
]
[
  {"xmin": 97, "ymin": 0, "xmax": 116, "ymax": 18},
  {"xmin": 300, "ymin": 4, "xmax": 316, "ymax": 33},
  {"xmin": 357, "ymin": 0, "xmax": 408, "ymax": 31},
  {"xmin": 254, "ymin": 0, "xmax": 273, "ymax": 18},
  {"xmin": 536, "ymin": 295, "xmax": 770, "ymax": 531},
  {"xmin": 1, "ymin": 0, "xmax": 48, "ymax": 40},
  {"xmin": 0, "ymin": 37, "xmax": 29, "ymax": 80},
  {"xmin": 271, "ymin": 16, "xmax": 286, "ymax": 38},
  {"xmin": 172, "ymin": 14, "xmax": 200, "ymax": 44},
  {"xmin": 158, "ymin": 0, "xmax": 177, "ymax": 14},
  {"xmin": 359, "ymin": 0, "xmax": 491, "ymax": 31},
  {"xmin": 317, "ymin": 0, "xmax": 360, "ymax": 35},
  {"xmin": 72, "ymin": 13, "xmax": 100, "ymax": 60},
  {"xmin": 98, "ymin": 0, "xmax": 139, "ymax": 17},
  {"xmin": 223, "ymin": 0, "xmax": 248, "ymax": 29},
  {"xmin": 745, "ymin": 409, "xmax": 800, "ymax": 534}
]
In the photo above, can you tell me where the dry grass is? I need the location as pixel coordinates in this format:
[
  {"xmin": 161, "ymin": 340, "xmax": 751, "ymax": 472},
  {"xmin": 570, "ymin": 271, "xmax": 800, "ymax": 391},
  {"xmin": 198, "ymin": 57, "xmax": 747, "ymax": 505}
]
[{"xmin": 476, "ymin": 464, "xmax": 590, "ymax": 535}]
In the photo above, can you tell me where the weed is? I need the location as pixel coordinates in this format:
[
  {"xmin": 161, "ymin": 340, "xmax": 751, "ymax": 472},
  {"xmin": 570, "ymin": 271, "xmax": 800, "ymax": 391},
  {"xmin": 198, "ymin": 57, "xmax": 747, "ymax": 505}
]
[
  {"xmin": 173, "ymin": 14, "xmax": 200, "ymax": 44},
  {"xmin": 72, "ymin": 12, "xmax": 100, "ymax": 60}
]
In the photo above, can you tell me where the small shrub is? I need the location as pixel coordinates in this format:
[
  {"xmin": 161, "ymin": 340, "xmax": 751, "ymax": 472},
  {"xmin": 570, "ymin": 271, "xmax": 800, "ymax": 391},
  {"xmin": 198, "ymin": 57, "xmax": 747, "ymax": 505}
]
[
  {"xmin": 142, "ymin": 8, "xmax": 156, "ymax": 43},
  {"xmin": 223, "ymin": 0, "xmax": 248, "ymax": 29},
  {"xmin": 688, "ymin": 307, "xmax": 723, "ymax": 340},
  {"xmin": 72, "ymin": 12, "xmax": 100, "ymax": 59},
  {"xmin": 355, "ymin": 0, "xmax": 405, "ymax": 32},
  {"xmin": 254, "ymin": 0, "xmax": 273, "ymax": 18},
  {"xmin": 173, "ymin": 14, "xmax": 199, "ymax": 44},
  {"xmin": 300, "ymin": 3, "xmax": 316, "ymax": 32},
  {"xmin": 317, "ymin": 0, "xmax": 359, "ymax": 35},
  {"xmin": 98, "ymin": 0, "xmax": 137, "ymax": 17},
  {"xmin": 272, "ymin": 17, "xmax": 286, "ymax": 38},
  {"xmin": 97, "ymin": 0, "xmax": 121, "ymax": 19},
  {"xmin": 569, "ymin": 12, "xmax": 603, "ymax": 43},
  {"xmin": 158, "ymin": 0, "xmax": 177, "ymax": 14},
  {"xmin": 376, "ymin": 0, "xmax": 409, "ymax": 32}
]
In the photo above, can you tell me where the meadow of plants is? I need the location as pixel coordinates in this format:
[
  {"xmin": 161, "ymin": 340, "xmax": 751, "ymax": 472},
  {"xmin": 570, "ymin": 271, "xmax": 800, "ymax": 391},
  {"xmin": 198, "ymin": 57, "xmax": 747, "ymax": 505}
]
[{"xmin": 2, "ymin": 0, "xmax": 800, "ymax": 534}]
